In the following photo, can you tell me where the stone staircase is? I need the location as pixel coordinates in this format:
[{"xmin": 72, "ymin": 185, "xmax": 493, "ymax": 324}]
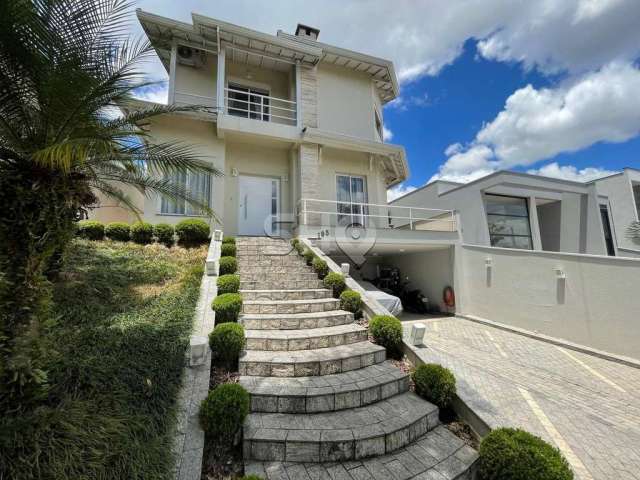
[{"xmin": 236, "ymin": 237, "xmax": 477, "ymax": 480}]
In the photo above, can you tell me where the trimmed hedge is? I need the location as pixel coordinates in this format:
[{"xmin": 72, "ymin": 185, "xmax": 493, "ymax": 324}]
[
  {"xmin": 222, "ymin": 236, "xmax": 236, "ymax": 244},
  {"xmin": 105, "ymin": 222, "xmax": 130, "ymax": 241},
  {"xmin": 212, "ymin": 293, "xmax": 242, "ymax": 323},
  {"xmin": 217, "ymin": 274, "xmax": 240, "ymax": 294},
  {"xmin": 221, "ymin": 243, "xmax": 237, "ymax": 257},
  {"xmin": 478, "ymin": 428, "xmax": 573, "ymax": 480},
  {"xmin": 209, "ymin": 323, "xmax": 245, "ymax": 368},
  {"xmin": 130, "ymin": 221, "xmax": 153, "ymax": 244},
  {"xmin": 175, "ymin": 219, "xmax": 209, "ymax": 246},
  {"xmin": 199, "ymin": 383, "xmax": 250, "ymax": 443},
  {"xmin": 153, "ymin": 223, "xmax": 174, "ymax": 247},
  {"xmin": 241, "ymin": 476, "xmax": 263, "ymax": 480},
  {"xmin": 77, "ymin": 220, "xmax": 104, "ymax": 240},
  {"xmin": 219, "ymin": 256, "xmax": 238, "ymax": 275},
  {"xmin": 369, "ymin": 315, "xmax": 402, "ymax": 358},
  {"xmin": 294, "ymin": 241, "xmax": 305, "ymax": 255},
  {"xmin": 312, "ymin": 257, "xmax": 329, "ymax": 279},
  {"xmin": 323, "ymin": 272, "xmax": 346, "ymax": 298},
  {"xmin": 303, "ymin": 248, "xmax": 316, "ymax": 265},
  {"xmin": 340, "ymin": 290, "xmax": 362, "ymax": 319},
  {"xmin": 412, "ymin": 364, "xmax": 456, "ymax": 408}
]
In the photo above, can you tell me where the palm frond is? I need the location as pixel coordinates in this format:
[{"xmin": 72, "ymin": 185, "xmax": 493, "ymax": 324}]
[{"xmin": 89, "ymin": 178, "xmax": 143, "ymax": 221}]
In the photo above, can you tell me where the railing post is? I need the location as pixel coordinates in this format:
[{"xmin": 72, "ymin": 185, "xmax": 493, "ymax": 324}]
[
  {"xmin": 303, "ymin": 199, "xmax": 307, "ymax": 225},
  {"xmin": 409, "ymin": 208, "xmax": 413, "ymax": 230},
  {"xmin": 216, "ymin": 47, "xmax": 226, "ymax": 114}
]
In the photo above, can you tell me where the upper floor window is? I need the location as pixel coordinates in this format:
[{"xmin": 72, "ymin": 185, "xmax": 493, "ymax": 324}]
[
  {"xmin": 633, "ymin": 184, "xmax": 640, "ymax": 219},
  {"xmin": 374, "ymin": 108, "xmax": 383, "ymax": 141},
  {"xmin": 160, "ymin": 171, "xmax": 211, "ymax": 216},
  {"xmin": 485, "ymin": 194, "xmax": 533, "ymax": 250},
  {"xmin": 227, "ymin": 83, "xmax": 270, "ymax": 121}
]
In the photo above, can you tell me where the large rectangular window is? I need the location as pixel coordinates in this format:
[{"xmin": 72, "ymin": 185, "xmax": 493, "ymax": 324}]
[
  {"xmin": 336, "ymin": 174, "xmax": 368, "ymax": 226},
  {"xmin": 485, "ymin": 194, "xmax": 533, "ymax": 249},
  {"xmin": 160, "ymin": 171, "xmax": 211, "ymax": 216}
]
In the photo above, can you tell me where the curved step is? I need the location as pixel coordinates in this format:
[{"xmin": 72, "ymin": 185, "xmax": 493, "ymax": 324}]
[
  {"xmin": 242, "ymin": 298, "xmax": 340, "ymax": 315},
  {"xmin": 239, "ymin": 342, "xmax": 386, "ymax": 377},
  {"xmin": 240, "ymin": 279, "xmax": 325, "ymax": 290},
  {"xmin": 245, "ymin": 323, "xmax": 368, "ymax": 351},
  {"xmin": 241, "ymin": 289, "xmax": 332, "ymax": 301},
  {"xmin": 240, "ymin": 310, "xmax": 354, "ymax": 330},
  {"xmin": 244, "ymin": 426, "xmax": 478, "ymax": 479},
  {"xmin": 241, "ymin": 361, "xmax": 410, "ymax": 413},
  {"xmin": 243, "ymin": 392, "xmax": 439, "ymax": 462}
]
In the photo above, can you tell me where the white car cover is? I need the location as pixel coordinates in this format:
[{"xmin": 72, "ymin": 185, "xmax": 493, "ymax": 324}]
[{"xmin": 358, "ymin": 281, "xmax": 403, "ymax": 317}]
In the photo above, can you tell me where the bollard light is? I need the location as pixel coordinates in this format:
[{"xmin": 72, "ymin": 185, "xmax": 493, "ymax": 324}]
[
  {"xmin": 189, "ymin": 336, "xmax": 209, "ymax": 366},
  {"xmin": 341, "ymin": 263, "xmax": 350, "ymax": 277},
  {"xmin": 409, "ymin": 323, "xmax": 426, "ymax": 346}
]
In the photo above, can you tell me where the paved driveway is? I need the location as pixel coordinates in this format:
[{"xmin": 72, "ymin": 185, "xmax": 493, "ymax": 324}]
[{"xmin": 401, "ymin": 315, "xmax": 640, "ymax": 480}]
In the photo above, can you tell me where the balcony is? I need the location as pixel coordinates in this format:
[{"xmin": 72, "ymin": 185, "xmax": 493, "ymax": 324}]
[{"xmin": 224, "ymin": 87, "xmax": 297, "ymax": 126}]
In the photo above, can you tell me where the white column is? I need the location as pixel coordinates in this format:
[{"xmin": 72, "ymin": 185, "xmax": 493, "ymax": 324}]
[
  {"xmin": 168, "ymin": 42, "xmax": 177, "ymax": 105},
  {"xmin": 216, "ymin": 47, "xmax": 226, "ymax": 114},
  {"xmin": 295, "ymin": 62, "xmax": 302, "ymax": 128}
]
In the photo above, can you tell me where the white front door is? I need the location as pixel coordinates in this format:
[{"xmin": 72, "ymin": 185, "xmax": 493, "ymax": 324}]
[{"xmin": 238, "ymin": 175, "xmax": 279, "ymax": 236}]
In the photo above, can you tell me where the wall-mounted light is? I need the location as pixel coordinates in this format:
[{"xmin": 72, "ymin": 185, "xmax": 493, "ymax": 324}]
[
  {"xmin": 554, "ymin": 268, "xmax": 566, "ymax": 279},
  {"xmin": 231, "ymin": 168, "xmax": 238, "ymax": 177},
  {"xmin": 485, "ymin": 258, "xmax": 492, "ymax": 268}
]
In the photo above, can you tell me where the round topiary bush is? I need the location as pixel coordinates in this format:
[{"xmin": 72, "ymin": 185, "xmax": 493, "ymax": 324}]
[
  {"xmin": 221, "ymin": 243, "xmax": 236, "ymax": 257},
  {"xmin": 369, "ymin": 315, "xmax": 402, "ymax": 358},
  {"xmin": 340, "ymin": 290, "xmax": 363, "ymax": 318},
  {"xmin": 105, "ymin": 222, "xmax": 130, "ymax": 241},
  {"xmin": 478, "ymin": 428, "xmax": 573, "ymax": 480},
  {"xmin": 303, "ymin": 248, "xmax": 316, "ymax": 265},
  {"xmin": 294, "ymin": 242, "xmax": 305, "ymax": 255},
  {"xmin": 412, "ymin": 363, "xmax": 456, "ymax": 408},
  {"xmin": 130, "ymin": 221, "xmax": 153, "ymax": 244},
  {"xmin": 217, "ymin": 274, "xmax": 240, "ymax": 294},
  {"xmin": 77, "ymin": 220, "xmax": 104, "ymax": 240},
  {"xmin": 175, "ymin": 218, "xmax": 210, "ymax": 246},
  {"xmin": 209, "ymin": 322, "xmax": 245, "ymax": 368},
  {"xmin": 312, "ymin": 257, "xmax": 329, "ymax": 279},
  {"xmin": 290, "ymin": 238, "xmax": 299, "ymax": 248},
  {"xmin": 323, "ymin": 272, "xmax": 346, "ymax": 298},
  {"xmin": 153, "ymin": 223, "xmax": 174, "ymax": 247},
  {"xmin": 212, "ymin": 293, "xmax": 242, "ymax": 323},
  {"xmin": 199, "ymin": 383, "xmax": 250, "ymax": 443},
  {"xmin": 219, "ymin": 256, "xmax": 238, "ymax": 275},
  {"xmin": 222, "ymin": 236, "xmax": 235, "ymax": 244}
]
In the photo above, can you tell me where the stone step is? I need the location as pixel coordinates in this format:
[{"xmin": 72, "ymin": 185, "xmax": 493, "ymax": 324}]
[
  {"xmin": 240, "ymin": 279, "xmax": 325, "ymax": 290},
  {"xmin": 237, "ymin": 254, "xmax": 304, "ymax": 263},
  {"xmin": 238, "ymin": 265, "xmax": 311, "ymax": 274},
  {"xmin": 241, "ymin": 289, "xmax": 332, "ymax": 301},
  {"xmin": 245, "ymin": 323, "xmax": 368, "ymax": 351},
  {"xmin": 240, "ymin": 272, "xmax": 320, "ymax": 283},
  {"xmin": 244, "ymin": 426, "xmax": 478, "ymax": 479},
  {"xmin": 243, "ymin": 392, "xmax": 439, "ymax": 462},
  {"xmin": 242, "ymin": 298, "xmax": 341, "ymax": 315},
  {"xmin": 241, "ymin": 361, "xmax": 410, "ymax": 413},
  {"xmin": 239, "ymin": 342, "xmax": 386, "ymax": 377},
  {"xmin": 241, "ymin": 310, "xmax": 354, "ymax": 330}
]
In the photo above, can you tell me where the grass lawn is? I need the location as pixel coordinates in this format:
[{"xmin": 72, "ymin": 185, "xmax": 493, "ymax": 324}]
[{"xmin": 1, "ymin": 239, "xmax": 207, "ymax": 480}]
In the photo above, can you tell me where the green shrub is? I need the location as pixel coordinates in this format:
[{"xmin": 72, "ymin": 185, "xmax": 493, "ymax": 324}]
[
  {"xmin": 219, "ymin": 256, "xmax": 238, "ymax": 275},
  {"xmin": 209, "ymin": 322, "xmax": 245, "ymax": 368},
  {"xmin": 241, "ymin": 476, "xmax": 263, "ymax": 480},
  {"xmin": 478, "ymin": 428, "xmax": 573, "ymax": 480},
  {"xmin": 175, "ymin": 219, "xmax": 210, "ymax": 246},
  {"xmin": 199, "ymin": 383, "xmax": 250, "ymax": 443},
  {"xmin": 221, "ymin": 243, "xmax": 237, "ymax": 257},
  {"xmin": 412, "ymin": 364, "xmax": 456, "ymax": 408},
  {"xmin": 212, "ymin": 293, "xmax": 242, "ymax": 323},
  {"xmin": 153, "ymin": 223, "xmax": 174, "ymax": 247},
  {"xmin": 340, "ymin": 290, "xmax": 363, "ymax": 318},
  {"xmin": 130, "ymin": 221, "xmax": 153, "ymax": 244},
  {"xmin": 217, "ymin": 274, "xmax": 240, "ymax": 294},
  {"xmin": 323, "ymin": 272, "xmax": 346, "ymax": 298},
  {"xmin": 77, "ymin": 220, "xmax": 104, "ymax": 240},
  {"xmin": 222, "ymin": 236, "xmax": 236, "ymax": 244},
  {"xmin": 105, "ymin": 222, "xmax": 130, "ymax": 241},
  {"xmin": 290, "ymin": 238, "xmax": 299, "ymax": 248},
  {"xmin": 303, "ymin": 248, "xmax": 316, "ymax": 265},
  {"xmin": 312, "ymin": 257, "xmax": 329, "ymax": 279},
  {"xmin": 369, "ymin": 315, "xmax": 402, "ymax": 358},
  {"xmin": 294, "ymin": 241, "xmax": 305, "ymax": 255}
]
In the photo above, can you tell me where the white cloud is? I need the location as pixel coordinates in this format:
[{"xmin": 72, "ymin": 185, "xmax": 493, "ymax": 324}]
[
  {"xmin": 387, "ymin": 184, "xmax": 418, "ymax": 202},
  {"xmin": 385, "ymin": 93, "xmax": 430, "ymax": 111},
  {"xmin": 382, "ymin": 126, "xmax": 393, "ymax": 142},
  {"xmin": 432, "ymin": 62, "xmax": 640, "ymax": 181},
  {"xmin": 526, "ymin": 162, "xmax": 616, "ymax": 182},
  {"xmin": 132, "ymin": 84, "xmax": 168, "ymax": 104}
]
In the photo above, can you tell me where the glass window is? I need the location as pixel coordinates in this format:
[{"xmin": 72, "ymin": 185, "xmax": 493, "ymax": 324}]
[
  {"xmin": 336, "ymin": 175, "xmax": 368, "ymax": 226},
  {"xmin": 633, "ymin": 184, "xmax": 640, "ymax": 218},
  {"xmin": 228, "ymin": 83, "xmax": 270, "ymax": 121},
  {"xmin": 485, "ymin": 194, "xmax": 533, "ymax": 250},
  {"xmin": 160, "ymin": 171, "xmax": 211, "ymax": 216}
]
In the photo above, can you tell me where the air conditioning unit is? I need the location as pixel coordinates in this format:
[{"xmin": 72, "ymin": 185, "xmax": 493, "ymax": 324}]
[{"xmin": 177, "ymin": 46, "xmax": 193, "ymax": 59}]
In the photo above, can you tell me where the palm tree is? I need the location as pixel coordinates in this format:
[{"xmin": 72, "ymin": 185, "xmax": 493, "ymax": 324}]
[{"xmin": 0, "ymin": 0, "xmax": 221, "ymax": 408}]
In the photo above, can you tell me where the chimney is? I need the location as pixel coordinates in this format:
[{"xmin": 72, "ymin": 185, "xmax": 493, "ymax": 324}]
[{"xmin": 295, "ymin": 23, "xmax": 320, "ymax": 40}]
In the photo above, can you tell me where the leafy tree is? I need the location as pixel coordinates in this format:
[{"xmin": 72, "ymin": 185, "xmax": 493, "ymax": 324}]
[{"xmin": 0, "ymin": 0, "xmax": 221, "ymax": 410}]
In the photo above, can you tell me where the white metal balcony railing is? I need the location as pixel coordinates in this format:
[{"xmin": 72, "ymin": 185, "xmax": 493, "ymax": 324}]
[
  {"xmin": 296, "ymin": 199, "xmax": 457, "ymax": 232},
  {"xmin": 224, "ymin": 87, "xmax": 297, "ymax": 126}
]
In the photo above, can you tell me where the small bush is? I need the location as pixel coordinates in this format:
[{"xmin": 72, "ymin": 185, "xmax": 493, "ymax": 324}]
[
  {"xmin": 105, "ymin": 222, "xmax": 130, "ymax": 241},
  {"xmin": 221, "ymin": 243, "xmax": 237, "ymax": 257},
  {"xmin": 222, "ymin": 236, "xmax": 236, "ymax": 244},
  {"xmin": 175, "ymin": 219, "xmax": 210, "ymax": 246},
  {"xmin": 199, "ymin": 383, "xmax": 250, "ymax": 443},
  {"xmin": 209, "ymin": 323, "xmax": 245, "ymax": 368},
  {"xmin": 303, "ymin": 248, "xmax": 316, "ymax": 265},
  {"xmin": 290, "ymin": 238, "xmax": 299, "ymax": 248},
  {"xmin": 212, "ymin": 293, "xmax": 242, "ymax": 323},
  {"xmin": 219, "ymin": 256, "xmax": 238, "ymax": 275},
  {"xmin": 478, "ymin": 428, "xmax": 573, "ymax": 480},
  {"xmin": 412, "ymin": 364, "xmax": 456, "ymax": 408},
  {"xmin": 369, "ymin": 315, "xmax": 402, "ymax": 358},
  {"xmin": 294, "ymin": 241, "xmax": 305, "ymax": 255},
  {"xmin": 241, "ymin": 476, "xmax": 263, "ymax": 480},
  {"xmin": 312, "ymin": 257, "xmax": 329, "ymax": 279},
  {"xmin": 130, "ymin": 221, "xmax": 153, "ymax": 244},
  {"xmin": 217, "ymin": 274, "xmax": 240, "ymax": 294},
  {"xmin": 77, "ymin": 220, "xmax": 104, "ymax": 240},
  {"xmin": 323, "ymin": 272, "xmax": 346, "ymax": 298},
  {"xmin": 153, "ymin": 223, "xmax": 174, "ymax": 247},
  {"xmin": 340, "ymin": 290, "xmax": 363, "ymax": 318}
]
